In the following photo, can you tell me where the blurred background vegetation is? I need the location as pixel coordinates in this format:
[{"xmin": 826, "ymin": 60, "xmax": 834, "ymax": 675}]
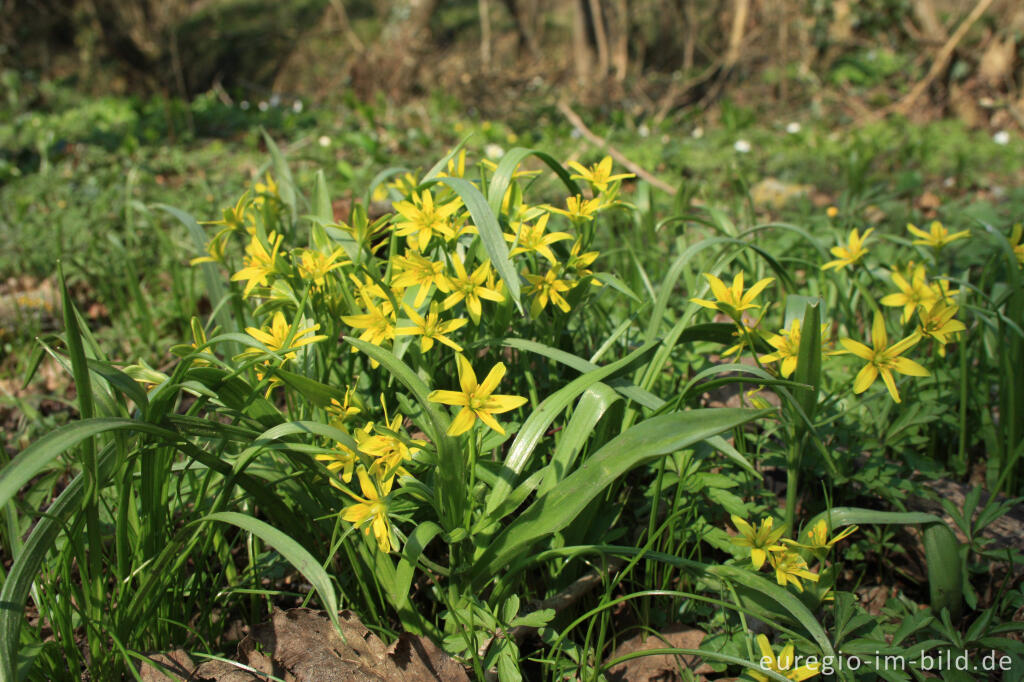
[{"xmin": 3, "ymin": 0, "xmax": 1023, "ymax": 119}]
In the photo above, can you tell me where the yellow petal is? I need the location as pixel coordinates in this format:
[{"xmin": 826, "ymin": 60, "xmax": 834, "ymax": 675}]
[
  {"xmin": 891, "ymin": 357, "xmax": 929, "ymax": 377},
  {"xmin": 839, "ymin": 338, "xmax": 873, "ymax": 360},
  {"xmin": 478, "ymin": 362, "xmax": 507, "ymax": 396},
  {"xmin": 447, "ymin": 407, "xmax": 477, "ymax": 436},
  {"xmin": 852, "ymin": 363, "xmax": 878, "ymax": 394},
  {"xmin": 880, "ymin": 368, "xmax": 901, "ymax": 403},
  {"xmin": 456, "ymin": 353, "xmax": 477, "ymax": 394}
]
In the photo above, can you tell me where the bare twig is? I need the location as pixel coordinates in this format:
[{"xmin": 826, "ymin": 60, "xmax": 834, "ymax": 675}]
[
  {"xmin": 557, "ymin": 101, "xmax": 678, "ymax": 195},
  {"xmin": 891, "ymin": 0, "xmax": 995, "ymax": 117}
]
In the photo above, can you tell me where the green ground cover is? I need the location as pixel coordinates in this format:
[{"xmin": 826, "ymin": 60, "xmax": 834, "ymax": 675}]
[{"xmin": 1, "ymin": 77, "xmax": 1024, "ymax": 680}]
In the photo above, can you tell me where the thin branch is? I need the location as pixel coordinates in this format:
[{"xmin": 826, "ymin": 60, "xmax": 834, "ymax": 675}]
[
  {"xmin": 891, "ymin": 0, "xmax": 995, "ymax": 116},
  {"xmin": 557, "ymin": 101, "xmax": 678, "ymax": 196}
]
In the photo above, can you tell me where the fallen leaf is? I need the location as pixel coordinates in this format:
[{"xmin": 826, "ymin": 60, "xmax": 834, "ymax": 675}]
[{"xmin": 606, "ymin": 627, "xmax": 712, "ymax": 682}]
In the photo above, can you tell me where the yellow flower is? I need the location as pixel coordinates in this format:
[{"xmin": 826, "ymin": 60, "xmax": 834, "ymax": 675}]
[
  {"xmin": 547, "ymin": 195, "xmax": 603, "ymax": 222},
  {"xmin": 240, "ymin": 311, "xmax": 327, "ymax": 362},
  {"xmin": 439, "ymin": 149, "xmax": 467, "ymax": 178},
  {"xmin": 730, "ymin": 515, "xmax": 786, "ymax": 570},
  {"xmin": 907, "ymin": 220, "xmax": 969, "ymax": 249},
  {"xmin": 325, "ymin": 386, "xmax": 361, "ymax": 426},
  {"xmin": 395, "ymin": 303, "xmax": 467, "ymax": 353},
  {"xmin": 428, "ymin": 354, "xmax": 528, "ymax": 436},
  {"xmin": 202, "ymin": 190, "xmax": 253, "ymax": 233},
  {"xmin": 390, "ymin": 251, "xmax": 452, "ymax": 306},
  {"xmin": 358, "ymin": 405, "xmax": 424, "ymax": 479},
  {"xmin": 826, "ymin": 205, "xmax": 839, "ymax": 218},
  {"xmin": 231, "ymin": 231, "xmax": 285, "ymax": 298},
  {"xmin": 821, "ymin": 227, "xmax": 873, "ymax": 271},
  {"xmin": 917, "ymin": 299, "xmax": 966, "ymax": 356},
  {"xmin": 340, "ymin": 467, "xmax": 394, "ymax": 553},
  {"xmin": 769, "ymin": 550, "xmax": 820, "ymax": 592},
  {"xmin": 1009, "ymin": 223, "xmax": 1024, "ymax": 267},
  {"xmin": 929, "ymin": 277, "xmax": 959, "ymax": 303},
  {"xmin": 783, "ymin": 519, "xmax": 857, "ymax": 560},
  {"xmin": 505, "ymin": 214, "xmax": 573, "ymax": 264},
  {"xmin": 190, "ymin": 227, "xmax": 232, "ymax": 266},
  {"xmin": 392, "ymin": 190, "xmax": 461, "ymax": 251},
  {"xmin": 566, "ymin": 156, "xmax": 634, "ymax": 193},
  {"xmin": 880, "ymin": 264, "xmax": 937, "ymax": 323},
  {"xmin": 750, "ymin": 635, "xmax": 821, "ymax": 682},
  {"xmin": 442, "ymin": 255, "xmax": 505, "ymax": 324},
  {"xmin": 297, "ymin": 248, "xmax": 349, "ymax": 288},
  {"xmin": 722, "ymin": 320, "xmax": 763, "ymax": 358},
  {"xmin": 691, "ymin": 273, "xmax": 774, "ymax": 321},
  {"xmin": 566, "ymin": 239, "xmax": 600, "ymax": 280},
  {"xmin": 341, "ymin": 291, "xmax": 397, "ymax": 356},
  {"xmin": 315, "ymin": 422, "xmax": 372, "ymax": 484},
  {"xmin": 758, "ymin": 320, "xmax": 828, "ymax": 378},
  {"xmin": 523, "ymin": 268, "xmax": 573, "ymax": 317},
  {"xmin": 838, "ymin": 312, "xmax": 928, "ymax": 403}
]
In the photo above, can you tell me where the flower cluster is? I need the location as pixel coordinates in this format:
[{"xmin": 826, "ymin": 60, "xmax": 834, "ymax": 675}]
[
  {"xmin": 190, "ymin": 152, "xmax": 632, "ymax": 553},
  {"xmin": 730, "ymin": 515, "xmax": 856, "ymax": 592}
]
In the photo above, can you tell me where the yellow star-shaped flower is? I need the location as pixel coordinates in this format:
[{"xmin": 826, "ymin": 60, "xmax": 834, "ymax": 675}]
[
  {"xmin": 907, "ymin": 220, "xmax": 969, "ymax": 250},
  {"xmin": 428, "ymin": 354, "xmax": 528, "ymax": 436},
  {"xmin": 566, "ymin": 156, "xmax": 634, "ymax": 193},
  {"xmin": 838, "ymin": 312, "xmax": 928, "ymax": 403},
  {"xmin": 821, "ymin": 227, "xmax": 873, "ymax": 271},
  {"xmin": 691, "ymin": 273, "xmax": 774, "ymax": 321}
]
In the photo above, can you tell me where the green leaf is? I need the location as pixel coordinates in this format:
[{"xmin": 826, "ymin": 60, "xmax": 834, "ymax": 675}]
[
  {"xmin": 471, "ymin": 408, "xmax": 768, "ymax": 585},
  {"xmin": 260, "ymin": 128, "xmax": 299, "ymax": 221},
  {"xmin": 0, "ymin": 449, "xmax": 116, "ymax": 682},
  {"xmin": 0, "ymin": 418, "xmax": 175, "ymax": 511},
  {"xmin": 484, "ymin": 340, "xmax": 657, "ymax": 516},
  {"xmin": 710, "ymin": 565, "xmax": 836, "ymax": 658},
  {"xmin": 538, "ymin": 383, "xmax": 621, "ymax": 495},
  {"xmin": 804, "ymin": 507, "xmax": 942, "ymax": 531},
  {"xmin": 203, "ymin": 512, "xmax": 340, "ymax": 631},
  {"xmin": 793, "ymin": 298, "xmax": 822, "ymax": 422},
  {"xmin": 485, "ymin": 147, "xmax": 581, "ymax": 218},
  {"xmin": 923, "ymin": 522, "xmax": 963, "ymax": 620},
  {"xmin": 431, "ymin": 176, "xmax": 522, "ymax": 311}
]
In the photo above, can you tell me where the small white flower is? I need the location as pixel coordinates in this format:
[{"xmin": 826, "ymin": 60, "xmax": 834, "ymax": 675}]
[
  {"xmin": 570, "ymin": 128, "xmax": 582, "ymax": 139},
  {"xmin": 269, "ymin": 94, "xmax": 281, "ymax": 107},
  {"xmin": 993, "ymin": 130, "xmax": 1010, "ymax": 145},
  {"xmin": 240, "ymin": 100, "xmax": 250, "ymax": 110},
  {"xmin": 733, "ymin": 139, "xmax": 752, "ymax": 153},
  {"xmin": 292, "ymin": 100, "xmax": 304, "ymax": 114},
  {"xmin": 638, "ymin": 124, "xmax": 650, "ymax": 138},
  {"xmin": 318, "ymin": 135, "xmax": 331, "ymax": 148},
  {"xmin": 786, "ymin": 122, "xmax": 801, "ymax": 134},
  {"xmin": 484, "ymin": 143, "xmax": 504, "ymax": 160},
  {"xmin": 691, "ymin": 126, "xmax": 704, "ymax": 139},
  {"xmin": 258, "ymin": 101, "xmax": 269, "ymax": 112}
]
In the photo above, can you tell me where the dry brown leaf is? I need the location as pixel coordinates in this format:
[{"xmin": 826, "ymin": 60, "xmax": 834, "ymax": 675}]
[
  {"xmin": 137, "ymin": 650, "xmax": 196, "ymax": 681},
  {"xmin": 606, "ymin": 627, "xmax": 712, "ymax": 682},
  {"xmin": 193, "ymin": 608, "xmax": 469, "ymax": 682}
]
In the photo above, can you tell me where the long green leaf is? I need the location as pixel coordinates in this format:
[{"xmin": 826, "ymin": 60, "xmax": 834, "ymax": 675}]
[
  {"xmin": 485, "ymin": 147, "xmax": 581, "ymax": 217},
  {"xmin": 710, "ymin": 564, "xmax": 836, "ymax": 658},
  {"xmin": 431, "ymin": 176, "xmax": 522, "ymax": 310},
  {"xmin": 0, "ymin": 448, "xmax": 116, "ymax": 682},
  {"xmin": 203, "ymin": 512, "xmax": 340, "ymax": 630},
  {"xmin": 484, "ymin": 340, "xmax": 657, "ymax": 516},
  {"xmin": 155, "ymin": 203, "xmax": 235, "ymax": 334},
  {"xmin": 0, "ymin": 418, "xmax": 175, "ymax": 511},
  {"xmin": 471, "ymin": 408, "xmax": 768, "ymax": 584}
]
